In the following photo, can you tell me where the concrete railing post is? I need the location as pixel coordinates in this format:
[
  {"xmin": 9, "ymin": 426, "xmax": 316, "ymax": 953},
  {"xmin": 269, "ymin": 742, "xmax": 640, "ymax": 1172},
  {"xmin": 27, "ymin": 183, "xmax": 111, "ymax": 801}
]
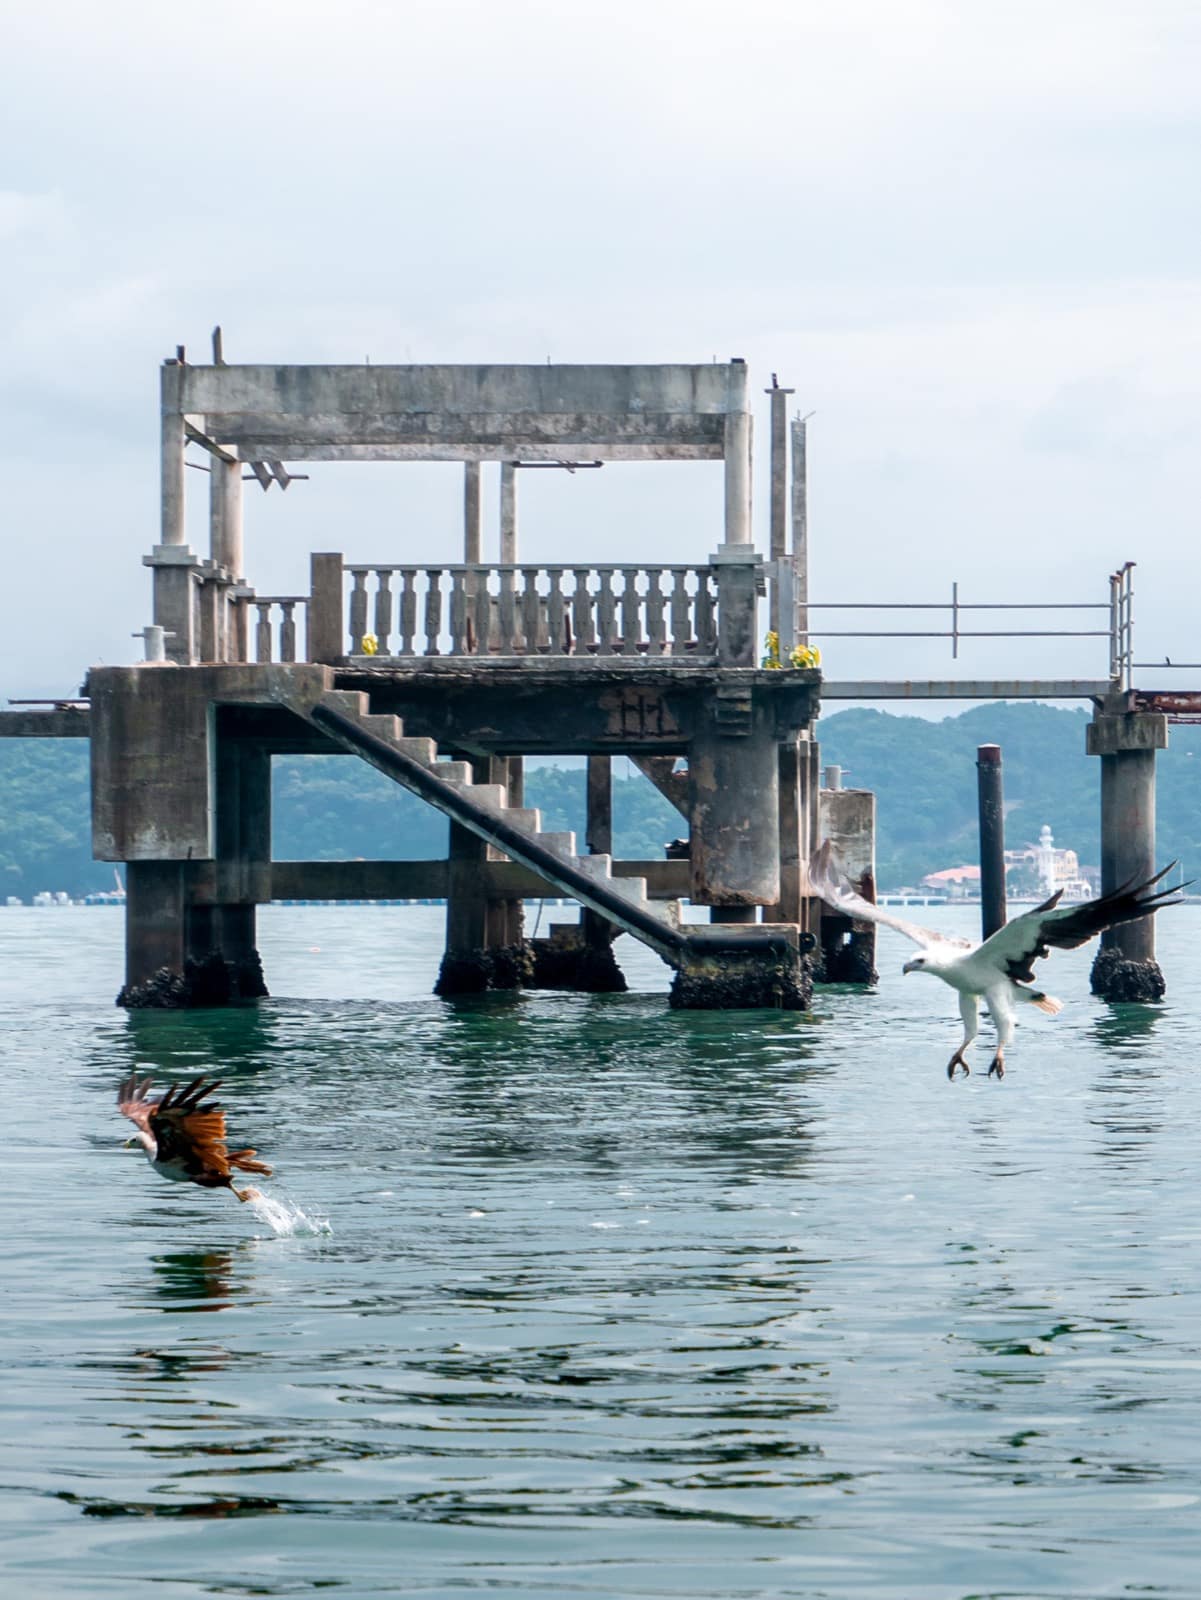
[
  {"xmin": 309, "ymin": 553, "xmax": 345, "ymax": 663},
  {"xmin": 712, "ymin": 547, "xmax": 763, "ymax": 667}
]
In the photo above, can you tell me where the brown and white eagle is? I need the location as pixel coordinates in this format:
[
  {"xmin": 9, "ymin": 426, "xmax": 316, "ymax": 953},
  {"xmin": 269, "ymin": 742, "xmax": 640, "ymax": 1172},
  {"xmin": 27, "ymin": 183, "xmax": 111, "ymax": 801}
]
[
  {"xmin": 117, "ymin": 1073, "xmax": 272, "ymax": 1201},
  {"xmin": 810, "ymin": 841, "xmax": 1186, "ymax": 1080}
]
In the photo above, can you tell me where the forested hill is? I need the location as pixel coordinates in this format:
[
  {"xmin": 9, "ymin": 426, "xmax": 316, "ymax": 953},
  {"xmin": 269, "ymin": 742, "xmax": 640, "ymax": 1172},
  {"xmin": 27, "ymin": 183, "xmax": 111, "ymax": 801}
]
[{"xmin": 3, "ymin": 702, "xmax": 1200, "ymax": 899}]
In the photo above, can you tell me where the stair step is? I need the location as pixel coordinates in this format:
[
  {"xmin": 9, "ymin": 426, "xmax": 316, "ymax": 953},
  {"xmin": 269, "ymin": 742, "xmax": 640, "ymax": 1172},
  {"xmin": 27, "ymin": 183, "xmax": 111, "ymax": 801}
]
[
  {"xmin": 501, "ymin": 808, "xmax": 541, "ymax": 832},
  {"xmin": 360, "ymin": 712, "xmax": 402, "ymax": 742},
  {"xmin": 447, "ymin": 781, "xmax": 507, "ymax": 811},
  {"xmin": 392, "ymin": 735, "xmax": 437, "ymax": 764},
  {"xmin": 322, "ymin": 690, "xmax": 370, "ymax": 718},
  {"xmin": 576, "ymin": 853, "xmax": 612, "ymax": 880},
  {"xmin": 609, "ymin": 875, "xmax": 649, "ymax": 907},
  {"xmin": 433, "ymin": 760, "xmax": 473, "ymax": 785},
  {"xmin": 537, "ymin": 832, "xmax": 578, "ymax": 857}
]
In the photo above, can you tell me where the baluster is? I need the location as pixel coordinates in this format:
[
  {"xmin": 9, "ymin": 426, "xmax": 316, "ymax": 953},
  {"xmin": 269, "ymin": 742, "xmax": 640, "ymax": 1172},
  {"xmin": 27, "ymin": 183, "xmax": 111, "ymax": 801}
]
[
  {"xmin": 279, "ymin": 601, "xmax": 297, "ymax": 663},
  {"xmin": 669, "ymin": 567, "xmax": 692, "ymax": 653},
  {"xmin": 349, "ymin": 568, "xmax": 369, "ymax": 654},
  {"xmin": 373, "ymin": 568, "xmax": 394, "ymax": 654},
  {"xmin": 596, "ymin": 569, "xmax": 618, "ymax": 653},
  {"xmin": 571, "ymin": 567, "xmax": 595, "ymax": 655},
  {"xmin": 694, "ymin": 569, "xmax": 717, "ymax": 654},
  {"xmin": 473, "ymin": 569, "xmax": 492, "ymax": 654},
  {"xmin": 644, "ymin": 568, "xmax": 667, "ymax": 654},
  {"xmin": 230, "ymin": 596, "xmax": 249, "ymax": 663},
  {"xmin": 619, "ymin": 568, "xmax": 641, "ymax": 654},
  {"xmin": 424, "ymin": 569, "xmax": 443, "ymax": 655},
  {"xmin": 449, "ymin": 570, "xmax": 469, "ymax": 655},
  {"xmin": 545, "ymin": 568, "xmax": 566, "ymax": 654},
  {"xmin": 255, "ymin": 602, "xmax": 273, "ymax": 663},
  {"xmin": 498, "ymin": 567, "xmax": 518, "ymax": 652},
  {"xmin": 399, "ymin": 569, "xmax": 417, "ymax": 655},
  {"xmin": 521, "ymin": 568, "xmax": 542, "ymax": 654}
]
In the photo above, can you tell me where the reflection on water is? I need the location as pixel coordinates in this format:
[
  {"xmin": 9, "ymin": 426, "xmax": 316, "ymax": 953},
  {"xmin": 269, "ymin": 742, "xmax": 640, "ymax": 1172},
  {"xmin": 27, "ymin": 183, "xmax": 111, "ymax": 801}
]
[{"xmin": 4, "ymin": 905, "xmax": 1201, "ymax": 1597}]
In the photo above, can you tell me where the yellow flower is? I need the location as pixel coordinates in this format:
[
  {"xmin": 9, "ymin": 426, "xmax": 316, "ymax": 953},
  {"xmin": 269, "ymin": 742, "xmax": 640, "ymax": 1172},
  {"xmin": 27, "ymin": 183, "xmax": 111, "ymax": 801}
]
[
  {"xmin": 789, "ymin": 643, "xmax": 822, "ymax": 670},
  {"xmin": 360, "ymin": 633, "xmax": 379, "ymax": 656}
]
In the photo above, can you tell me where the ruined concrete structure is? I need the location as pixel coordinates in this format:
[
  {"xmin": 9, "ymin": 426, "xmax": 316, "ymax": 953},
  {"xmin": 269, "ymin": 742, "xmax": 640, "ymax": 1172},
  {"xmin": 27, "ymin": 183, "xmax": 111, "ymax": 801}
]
[
  {"xmin": 2, "ymin": 347, "xmax": 1175, "ymax": 1009},
  {"xmin": 61, "ymin": 351, "xmax": 874, "ymax": 1009}
]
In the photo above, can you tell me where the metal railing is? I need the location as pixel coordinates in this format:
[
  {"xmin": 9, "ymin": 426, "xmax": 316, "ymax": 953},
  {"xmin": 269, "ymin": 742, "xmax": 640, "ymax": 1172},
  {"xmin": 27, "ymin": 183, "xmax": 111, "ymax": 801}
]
[
  {"xmin": 790, "ymin": 564, "xmax": 1135, "ymax": 689},
  {"xmin": 343, "ymin": 563, "xmax": 720, "ymax": 658}
]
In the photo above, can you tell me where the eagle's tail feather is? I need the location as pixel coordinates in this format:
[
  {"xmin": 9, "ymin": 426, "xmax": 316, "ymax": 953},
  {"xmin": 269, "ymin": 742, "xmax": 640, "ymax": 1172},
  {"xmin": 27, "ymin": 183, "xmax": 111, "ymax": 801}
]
[{"xmin": 228, "ymin": 1148, "xmax": 273, "ymax": 1176}]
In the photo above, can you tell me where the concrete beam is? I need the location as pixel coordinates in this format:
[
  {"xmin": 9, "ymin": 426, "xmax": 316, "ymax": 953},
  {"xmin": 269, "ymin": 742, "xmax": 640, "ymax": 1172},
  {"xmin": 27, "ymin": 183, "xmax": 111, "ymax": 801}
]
[{"xmin": 0, "ymin": 709, "xmax": 90, "ymax": 737}]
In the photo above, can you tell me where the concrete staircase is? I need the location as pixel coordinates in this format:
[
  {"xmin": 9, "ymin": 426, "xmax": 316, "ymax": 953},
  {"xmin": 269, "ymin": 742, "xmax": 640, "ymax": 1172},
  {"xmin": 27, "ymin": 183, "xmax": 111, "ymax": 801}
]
[
  {"xmin": 289, "ymin": 687, "xmax": 802, "ymax": 987},
  {"xmin": 296, "ymin": 688, "xmax": 695, "ymax": 963}
]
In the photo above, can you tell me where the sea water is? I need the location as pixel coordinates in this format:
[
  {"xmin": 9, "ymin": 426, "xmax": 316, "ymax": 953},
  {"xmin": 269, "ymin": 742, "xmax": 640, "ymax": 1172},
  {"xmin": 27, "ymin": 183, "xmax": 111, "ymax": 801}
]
[{"xmin": 1, "ymin": 902, "xmax": 1200, "ymax": 1598}]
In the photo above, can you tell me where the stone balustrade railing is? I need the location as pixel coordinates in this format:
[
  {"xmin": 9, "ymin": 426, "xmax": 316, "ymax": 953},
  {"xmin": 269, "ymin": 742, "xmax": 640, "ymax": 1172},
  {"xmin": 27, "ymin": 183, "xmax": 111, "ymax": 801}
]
[
  {"xmin": 341, "ymin": 564, "xmax": 721, "ymax": 659},
  {"xmin": 244, "ymin": 595, "xmax": 308, "ymax": 663}
]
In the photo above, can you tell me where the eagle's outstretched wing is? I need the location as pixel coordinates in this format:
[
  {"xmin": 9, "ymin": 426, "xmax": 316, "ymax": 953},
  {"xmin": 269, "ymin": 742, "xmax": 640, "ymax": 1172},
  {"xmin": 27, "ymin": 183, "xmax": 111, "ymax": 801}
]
[
  {"xmin": 975, "ymin": 866, "xmax": 1189, "ymax": 983},
  {"xmin": 116, "ymin": 1073, "xmax": 233, "ymax": 1174},
  {"xmin": 809, "ymin": 840, "xmax": 972, "ymax": 951}
]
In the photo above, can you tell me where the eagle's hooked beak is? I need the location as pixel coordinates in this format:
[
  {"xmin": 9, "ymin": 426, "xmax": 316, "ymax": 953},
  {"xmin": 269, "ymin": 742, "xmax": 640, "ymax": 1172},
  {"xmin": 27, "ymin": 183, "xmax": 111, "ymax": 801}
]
[
  {"xmin": 902, "ymin": 959, "xmax": 920, "ymax": 976},
  {"xmin": 123, "ymin": 1137, "xmax": 137, "ymax": 1149}
]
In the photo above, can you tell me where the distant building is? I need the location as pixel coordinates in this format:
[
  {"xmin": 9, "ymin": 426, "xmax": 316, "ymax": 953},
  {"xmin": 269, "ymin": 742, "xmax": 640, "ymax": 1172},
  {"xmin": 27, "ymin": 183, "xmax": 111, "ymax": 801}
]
[
  {"xmin": 922, "ymin": 825, "xmax": 1095, "ymax": 904},
  {"xmin": 1005, "ymin": 824, "xmax": 1093, "ymax": 901},
  {"xmin": 920, "ymin": 865, "xmax": 980, "ymax": 900}
]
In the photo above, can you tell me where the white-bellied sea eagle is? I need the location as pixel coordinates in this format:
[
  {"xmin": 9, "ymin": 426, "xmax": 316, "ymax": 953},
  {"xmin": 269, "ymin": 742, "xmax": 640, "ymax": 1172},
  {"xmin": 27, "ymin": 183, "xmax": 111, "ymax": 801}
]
[{"xmin": 810, "ymin": 842, "xmax": 1186, "ymax": 1080}]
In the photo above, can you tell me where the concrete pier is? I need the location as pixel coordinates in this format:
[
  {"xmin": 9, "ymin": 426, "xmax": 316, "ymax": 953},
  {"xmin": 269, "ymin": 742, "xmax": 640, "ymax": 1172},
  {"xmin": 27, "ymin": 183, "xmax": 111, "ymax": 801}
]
[{"xmin": 1087, "ymin": 706, "xmax": 1169, "ymax": 1001}]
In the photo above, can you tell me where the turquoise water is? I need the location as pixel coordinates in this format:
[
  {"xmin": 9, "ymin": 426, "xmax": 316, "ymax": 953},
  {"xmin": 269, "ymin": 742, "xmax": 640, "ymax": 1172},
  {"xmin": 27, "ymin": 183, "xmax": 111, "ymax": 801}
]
[{"xmin": 2, "ymin": 903, "xmax": 1200, "ymax": 1598}]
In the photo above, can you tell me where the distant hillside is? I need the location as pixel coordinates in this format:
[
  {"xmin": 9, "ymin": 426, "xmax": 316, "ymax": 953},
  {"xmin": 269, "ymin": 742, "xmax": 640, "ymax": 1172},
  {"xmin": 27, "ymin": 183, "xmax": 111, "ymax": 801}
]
[
  {"xmin": 3, "ymin": 704, "xmax": 1199, "ymax": 898},
  {"xmin": 818, "ymin": 702, "xmax": 1201, "ymax": 888}
]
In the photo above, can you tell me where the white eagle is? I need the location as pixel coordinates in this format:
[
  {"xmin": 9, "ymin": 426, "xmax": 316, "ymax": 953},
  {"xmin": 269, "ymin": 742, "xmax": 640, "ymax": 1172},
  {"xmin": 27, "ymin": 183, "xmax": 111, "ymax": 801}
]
[{"xmin": 810, "ymin": 842, "xmax": 1184, "ymax": 1080}]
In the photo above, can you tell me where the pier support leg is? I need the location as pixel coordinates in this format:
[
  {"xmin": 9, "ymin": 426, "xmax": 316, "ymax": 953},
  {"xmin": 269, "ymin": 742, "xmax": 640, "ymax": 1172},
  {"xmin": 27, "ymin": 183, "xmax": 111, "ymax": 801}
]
[
  {"xmin": 528, "ymin": 754, "xmax": 626, "ymax": 993},
  {"xmin": 816, "ymin": 782, "xmax": 878, "ymax": 985},
  {"xmin": 675, "ymin": 706, "xmax": 808, "ymax": 1007},
  {"xmin": 1087, "ymin": 708, "xmax": 1169, "ymax": 1001},
  {"xmin": 435, "ymin": 756, "xmax": 532, "ymax": 995}
]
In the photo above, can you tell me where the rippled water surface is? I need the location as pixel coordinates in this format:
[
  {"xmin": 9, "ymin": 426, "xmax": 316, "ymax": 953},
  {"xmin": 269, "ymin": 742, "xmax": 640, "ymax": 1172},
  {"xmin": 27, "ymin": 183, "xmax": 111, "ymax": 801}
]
[{"xmin": 3, "ymin": 904, "xmax": 1201, "ymax": 1598}]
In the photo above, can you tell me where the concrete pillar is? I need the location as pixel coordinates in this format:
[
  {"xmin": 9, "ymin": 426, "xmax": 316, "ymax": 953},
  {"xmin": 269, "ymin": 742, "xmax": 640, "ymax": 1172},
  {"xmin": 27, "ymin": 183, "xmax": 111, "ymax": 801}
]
[
  {"xmin": 500, "ymin": 463, "xmax": 518, "ymax": 564},
  {"xmin": 791, "ymin": 415, "xmax": 810, "ymax": 645},
  {"xmin": 464, "ymin": 462, "xmax": 482, "ymax": 564},
  {"xmin": 976, "ymin": 744, "xmax": 1007, "ymax": 941},
  {"xmin": 771, "ymin": 734, "xmax": 805, "ymax": 926},
  {"xmin": 209, "ymin": 457, "xmax": 243, "ymax": 578},
  {"xmin": 123, "ymin": 862, "xmax": 188, "ymax": 999},
  {"xmin": 766, "ymin": 382, "xmax": 793, "ymax": 635},
  {"xmin": 689, "ymin": 697, "xmax": 780, "ymax": 907},
  {"xmin": 160, "ymin": 369, "xmax": 187, "ymax": 547},
  {"xmin": 722, "ymin": 359, "xmax": 752, "ymax": 546},
  {"xmin": 816, "ymin": 785, "xmax": 878, "ymax": 984},
  {"xmin": 1087, "ymin": 707, "xmax": 1169, "ymax": 999},
  {"xmin": 712, "ymin": 547, "xmax": 763, "ymax": 667},
  {"xmin": 436, "ymin": 755, "xmax": 530, "ymax": 994},
  {"xmin": 581, "ymin": 754, "xmax": 621, "ymax": 954}
]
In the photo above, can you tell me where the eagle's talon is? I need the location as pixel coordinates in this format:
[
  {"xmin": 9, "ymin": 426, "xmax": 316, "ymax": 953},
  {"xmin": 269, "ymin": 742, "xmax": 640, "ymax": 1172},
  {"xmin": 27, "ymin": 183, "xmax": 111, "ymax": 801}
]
[
  {"xmin": 947, "ymin": 1054, "xmax": 970, "ymax": 1080},
  {"xmin": 988, "ymin": 1055, "xmax": 1005, "ymax": 1079}
]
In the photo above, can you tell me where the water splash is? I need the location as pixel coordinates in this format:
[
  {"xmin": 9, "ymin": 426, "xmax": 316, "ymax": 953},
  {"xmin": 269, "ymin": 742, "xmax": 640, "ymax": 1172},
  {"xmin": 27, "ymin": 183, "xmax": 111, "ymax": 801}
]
[{"xmin": 244, "ymin": 1189, "xmax": 331, "ymax": 1237}]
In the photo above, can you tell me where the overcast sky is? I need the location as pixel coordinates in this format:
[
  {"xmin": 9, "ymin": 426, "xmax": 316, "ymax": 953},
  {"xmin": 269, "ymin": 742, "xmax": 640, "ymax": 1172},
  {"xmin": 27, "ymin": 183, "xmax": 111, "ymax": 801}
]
[{"xmin": 2, "ymin": 0, "xmax": 1198, "ymax": 701}]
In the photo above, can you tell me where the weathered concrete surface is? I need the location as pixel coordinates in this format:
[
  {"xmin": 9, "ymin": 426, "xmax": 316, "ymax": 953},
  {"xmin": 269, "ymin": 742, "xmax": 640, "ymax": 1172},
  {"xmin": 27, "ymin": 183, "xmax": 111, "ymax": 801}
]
[
  {"xmin": 174, "ymin": 363, "xmax": 743, "ymax": 462},
  {"xmin": 0, "ymin": 708, "xmax": 90, "ymax": 737},
  {"xmin": 1088, "ymin": 708, "xmax": 1167, "ymax": 996},
  {"xmin": 527, "ymin": 925, "xmax": 627, "ymax": 993},
  {"xmin": 670, "ymin": 928, "xmax": 811, "ymax": 1010},
  {"xmin": 689, "ymin": 696, "xmax": 780, "ymax": 907},
  {"xmin": 816, "ymin": 786, "xmax": 878, "ymax": 984}
]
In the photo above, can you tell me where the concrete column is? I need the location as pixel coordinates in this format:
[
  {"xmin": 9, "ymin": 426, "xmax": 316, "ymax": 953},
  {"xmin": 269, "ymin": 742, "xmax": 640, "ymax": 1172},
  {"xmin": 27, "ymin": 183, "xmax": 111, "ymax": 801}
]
[
  {"xmin": 500, "ymin": 463, "xmax": 518, "ymax": 564},
  {"xmin": 581, "ymin": 755, "xmax": 614, "ymax": 949},
  {"xmin": 436, "ymin": 755, "xmax": 529, "ymax": 993},
  {"xmin": 1087, "ymin": 707, "xmax": 1168, "ymax": 999},
  {"xmin": 464, "ymin": 462, "xmax": 483, "ymax": 564},
  {"xmin": 791, "ymin": 415, "xmax": 810, "ymax": 644},
  {"xmin": 771, "ymin": 734, "xmax": 804, "ymax": 925},
  {"xmin": 766, "ymin": 382, "xmax": 793, "ymax": 636},
  {"xmin": 209, "ymin": 457, "xmax": 243, "ymax": 578},
  {"xmin": 712, "ymin": 547, "xmax": 763, "ymax": 666},
  {"xmin": 816, "ymin": 785, "xmax": 878, "ymax": 984},
  {"xmin": 160, "ymin": 375, "xmax": 187, "ymax": 547},
  {"xmin": 149, "ymin": 558, "xmax": 198, "ymax": 664},
  {"xmin": 309, "ymin": 553, "xmax": 345, "ymax": 663},
  {"xmin": 689, "ymin": 697, "xmax": 780, "ymax": 907},
  {"xmin": 123, "ymin": 862, "xmax": 187, "ymax": 997}
]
